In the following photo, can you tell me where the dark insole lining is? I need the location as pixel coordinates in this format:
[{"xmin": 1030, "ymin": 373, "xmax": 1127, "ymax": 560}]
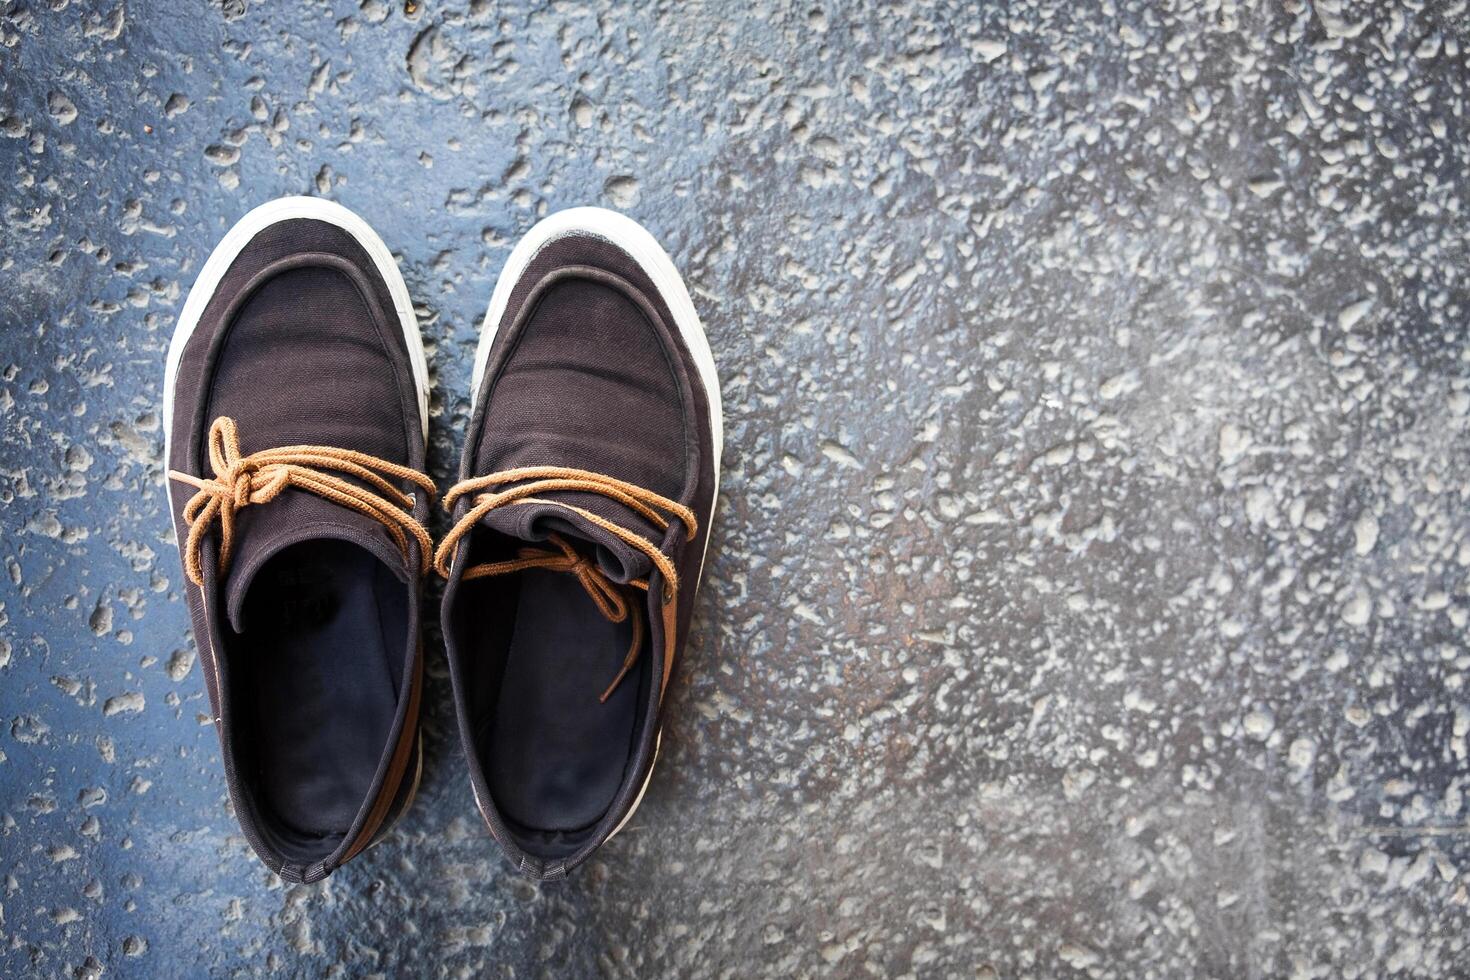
[
  {"xmin": 486, "ymin": 568, "xmax": 644, "ymax": 832},
  {"xmin": 236, "ymin": 540, "xmax": 405, "ymax": 855}
]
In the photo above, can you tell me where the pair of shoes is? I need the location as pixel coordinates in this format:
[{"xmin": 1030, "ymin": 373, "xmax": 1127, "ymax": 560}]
[{"xmin": 163, "ymin": 197, "xmax": 720, "ymax": 882}]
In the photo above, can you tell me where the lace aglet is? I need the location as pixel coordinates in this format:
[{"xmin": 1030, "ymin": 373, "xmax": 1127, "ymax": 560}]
[
  {"xmin": 598, "ymin": 665, "xmax": 633, "ymax": 704},
  {"xmin": 599, "ymin": 625, "xmax": 642, "ymax": 703}
]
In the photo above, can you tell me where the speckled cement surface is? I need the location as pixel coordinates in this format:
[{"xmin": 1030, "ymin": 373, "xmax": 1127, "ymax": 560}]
[{"xmin": 3, "ymin": 0, "xmax": 1470, "ymax": 976}]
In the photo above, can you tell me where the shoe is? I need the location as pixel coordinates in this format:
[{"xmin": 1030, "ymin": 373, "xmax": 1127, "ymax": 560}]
[
  {"xmin": 436, "ymin": 208, "xmax": 721, "ymax": 878},
  {"xmin": 163, "ymin": 197, "xmax": 433, "ymax": 882}
]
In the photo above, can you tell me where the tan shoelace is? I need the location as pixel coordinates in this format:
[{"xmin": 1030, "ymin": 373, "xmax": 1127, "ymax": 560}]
[
  {"xmin": 167, "ymin": 416, "xmax": 436, "ymax": 588},
  {"xmin": 434, "ymin": 466, "xmax": 697, "ymax": 701}
]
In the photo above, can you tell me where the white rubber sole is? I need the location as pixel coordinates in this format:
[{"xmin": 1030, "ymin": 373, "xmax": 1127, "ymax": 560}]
[
  {"xmin": 161, "ymin": 196, "xmax": 429, "ymax": 467},
  {"xmin": 471, "ymin": 208, "xmax": 721, "ymax": 846}
]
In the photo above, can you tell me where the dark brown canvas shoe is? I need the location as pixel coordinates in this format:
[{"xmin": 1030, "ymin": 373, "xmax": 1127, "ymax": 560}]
[
  {"xmin": 163, "ymin": 197, "xmax": 432, "ymax": 882},
  {"xmin": 437, "ymin": 208, "xmax": 721, "ymax": 879}
]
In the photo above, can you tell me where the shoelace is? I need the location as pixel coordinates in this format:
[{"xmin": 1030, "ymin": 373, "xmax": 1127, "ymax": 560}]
[
  {"xmin": 167, "ymin": 416, "xmax": 436, "ymax": 588},
  {"xmin": 434, "ymin": 466, "xmax": 697, "ymax": 702}
]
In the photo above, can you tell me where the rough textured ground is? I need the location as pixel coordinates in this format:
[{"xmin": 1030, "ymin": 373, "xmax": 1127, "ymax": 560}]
[{"xmin": 3, "ymin": 0, "xmax": 1470, "ymax": 976}]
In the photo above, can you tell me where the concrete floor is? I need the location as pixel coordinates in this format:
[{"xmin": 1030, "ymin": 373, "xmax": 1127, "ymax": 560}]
[{"xmin": 3, "ymin": 0, "xmax": 1469, "ymax": 976}]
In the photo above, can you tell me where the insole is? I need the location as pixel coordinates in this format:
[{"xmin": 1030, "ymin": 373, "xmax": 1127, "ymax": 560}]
[
  {"xmin": 487, "ymin": 568, "xmax": 643, "ymax": 831},
  {"xmin": 238, "ymin": 540, "xmax": 404, "ymax": 850}
]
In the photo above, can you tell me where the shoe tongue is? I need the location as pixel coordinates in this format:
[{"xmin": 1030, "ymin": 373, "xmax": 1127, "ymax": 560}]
[
  {"xmin": 476, "ymin": 492, "xmax": 660, "ymax": 584},
  {"xmin": 223, "ymin": 488, "xmax": 411, "ymax": 633}
]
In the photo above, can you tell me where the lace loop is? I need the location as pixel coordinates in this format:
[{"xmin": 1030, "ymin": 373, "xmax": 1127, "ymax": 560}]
[
  {"xmin": 435, "ymin": 465, "xmax": 696, "ymax": 701},
  {"xmin": 167, "ymin": 416, "xmax": 435, "ymax": 588}
]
